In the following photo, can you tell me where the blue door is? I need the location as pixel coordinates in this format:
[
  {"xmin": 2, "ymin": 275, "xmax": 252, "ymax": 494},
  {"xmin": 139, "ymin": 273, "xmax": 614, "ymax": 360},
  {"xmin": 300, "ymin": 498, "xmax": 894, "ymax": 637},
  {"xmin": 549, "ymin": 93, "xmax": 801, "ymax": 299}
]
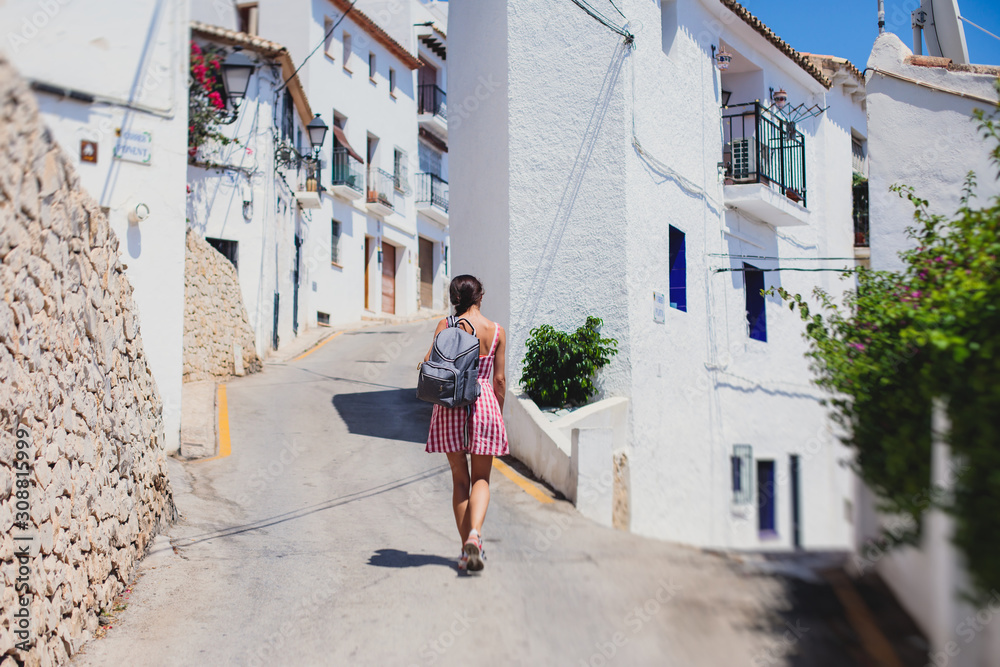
[{"xmin": 757, "ymin": 460, "xmax": 776, "ymax": 535}]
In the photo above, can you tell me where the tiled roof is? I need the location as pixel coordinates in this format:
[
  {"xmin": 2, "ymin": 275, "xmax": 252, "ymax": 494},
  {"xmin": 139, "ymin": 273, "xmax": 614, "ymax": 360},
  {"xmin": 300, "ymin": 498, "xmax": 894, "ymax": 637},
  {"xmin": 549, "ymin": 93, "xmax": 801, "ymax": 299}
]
[
  {"xmin": 191, "ymin": 21, "xmax": 313, "ymax": 126},
  {"xmin": 803, "ymin": 53, "xmax": 865, "ymax": 85},
  {"xmin": 328, "ymin": 0, "xmax": 422, "ymax": 70},
  {"xmin": 719, "ymin": 0, "xmax": 831, "ymax": 89}
]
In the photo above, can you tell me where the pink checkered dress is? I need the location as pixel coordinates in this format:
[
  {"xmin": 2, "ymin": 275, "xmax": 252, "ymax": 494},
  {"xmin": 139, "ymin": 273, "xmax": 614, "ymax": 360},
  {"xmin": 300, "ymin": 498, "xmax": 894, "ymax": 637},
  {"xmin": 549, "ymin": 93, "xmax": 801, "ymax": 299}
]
[{"xmin": 425, "ymin": 324, "xmax": 508, "ymax": 456}]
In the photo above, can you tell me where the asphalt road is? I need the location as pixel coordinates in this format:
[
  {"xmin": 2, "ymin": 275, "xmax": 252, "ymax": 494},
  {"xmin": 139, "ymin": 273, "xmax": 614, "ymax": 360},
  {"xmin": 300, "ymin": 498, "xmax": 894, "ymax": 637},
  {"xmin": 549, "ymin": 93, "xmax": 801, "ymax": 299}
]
[{"xmin": 73, "ymin": 320, "xmax": 887, "ymax": 667}]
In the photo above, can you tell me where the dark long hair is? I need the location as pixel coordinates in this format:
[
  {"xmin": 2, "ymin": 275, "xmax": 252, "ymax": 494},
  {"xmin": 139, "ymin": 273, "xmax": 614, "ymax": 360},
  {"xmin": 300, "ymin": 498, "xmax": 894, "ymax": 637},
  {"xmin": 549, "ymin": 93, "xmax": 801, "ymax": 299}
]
[{"xmin": 450, "ymin": 275, "xmax": 484, "ymax": 315}]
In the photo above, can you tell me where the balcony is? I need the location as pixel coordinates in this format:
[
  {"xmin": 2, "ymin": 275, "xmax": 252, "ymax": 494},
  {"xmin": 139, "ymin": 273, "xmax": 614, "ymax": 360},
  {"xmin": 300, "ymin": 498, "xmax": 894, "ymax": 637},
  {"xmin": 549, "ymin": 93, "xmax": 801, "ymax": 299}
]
[
  {"xmin": 722, "ymin": 102, "xmax": 809, "ymax": 226},
  {"xmin": 366, "ymin": 167, "xmax": 395, "ymax": 217},
  {"xmin": 418, "ymin": 84, "xmax": 447, "ymax": 140},
  {"xmin": 415, "ymin": 172, "xmax": 448, "ymax": 225},
  {"xmin": 330, "ymin": 148, "xmax": 364, "ymax": 201}
]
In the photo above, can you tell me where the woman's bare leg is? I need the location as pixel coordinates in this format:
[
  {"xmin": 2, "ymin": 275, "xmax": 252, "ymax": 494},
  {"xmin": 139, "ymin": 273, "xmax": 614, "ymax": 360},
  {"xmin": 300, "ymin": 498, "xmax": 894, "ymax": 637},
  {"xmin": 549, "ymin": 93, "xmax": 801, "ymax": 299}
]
[
  {"xmin": 467, "ymin": 455, "xmax": 494, "ymax": 535},
  {"xmin": 446, "ymin": 452, "xmax": 472, "ymax": 543}
]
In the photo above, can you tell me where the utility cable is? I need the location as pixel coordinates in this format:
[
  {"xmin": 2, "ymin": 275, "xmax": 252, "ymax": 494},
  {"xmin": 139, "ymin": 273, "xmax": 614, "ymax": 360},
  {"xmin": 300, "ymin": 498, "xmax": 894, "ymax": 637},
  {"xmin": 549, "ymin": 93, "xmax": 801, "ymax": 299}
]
[
  {"xmin": 713, "ymin": 266, "xmax": 856, "ymax": 273},
  {"xmin": 567, "ymin": 0, "xmax": 632, "ymax": 38},
  {"xmin": 278, "ymin": 0, "xmax": 359, "ymax": 93},
  {"xmin": 709, "ymin": 254, "xmax": 862, "ymax": 261},
  {"xmin": 959, "ymin": 15, "xmax": 1000, "ymax": 44},
  {"xmin": 606, "ymin": 0, "xmax": 627, "ymax": 20}
]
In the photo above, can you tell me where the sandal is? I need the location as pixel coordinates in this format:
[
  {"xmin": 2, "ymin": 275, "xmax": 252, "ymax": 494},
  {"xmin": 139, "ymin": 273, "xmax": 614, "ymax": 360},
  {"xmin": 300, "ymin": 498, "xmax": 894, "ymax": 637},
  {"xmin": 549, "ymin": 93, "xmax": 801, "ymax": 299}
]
[{"xmin": 464, "ymin": 533, "xmax": 485, "ymax": 572}]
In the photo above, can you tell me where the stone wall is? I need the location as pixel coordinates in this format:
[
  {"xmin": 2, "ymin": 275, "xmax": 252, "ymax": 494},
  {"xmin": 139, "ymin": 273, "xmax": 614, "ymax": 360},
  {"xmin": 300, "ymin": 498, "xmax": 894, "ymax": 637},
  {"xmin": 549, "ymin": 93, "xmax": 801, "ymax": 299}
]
[
  {"xmin": 0, "ymin": 58, "xmax": 175, "ymax": 664},
  {"xmin": 182, "ymin": 230, "xmax": 261, "ymax": 381}
]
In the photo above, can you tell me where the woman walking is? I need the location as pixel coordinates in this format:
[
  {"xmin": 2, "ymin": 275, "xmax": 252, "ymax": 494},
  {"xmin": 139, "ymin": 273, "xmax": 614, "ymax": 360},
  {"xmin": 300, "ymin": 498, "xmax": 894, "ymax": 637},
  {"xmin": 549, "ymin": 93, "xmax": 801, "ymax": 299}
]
[{"xmin": 424, "ymin": 275, "xmax": 508, "ymax": 572}]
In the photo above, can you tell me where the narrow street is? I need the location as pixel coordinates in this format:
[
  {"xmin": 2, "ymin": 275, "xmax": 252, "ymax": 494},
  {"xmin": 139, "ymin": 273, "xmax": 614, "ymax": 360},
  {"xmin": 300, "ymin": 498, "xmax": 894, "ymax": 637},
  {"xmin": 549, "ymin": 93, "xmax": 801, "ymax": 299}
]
[{"xmin": 73, "ymin": 321, "xmax": 879, "ymax": 666}]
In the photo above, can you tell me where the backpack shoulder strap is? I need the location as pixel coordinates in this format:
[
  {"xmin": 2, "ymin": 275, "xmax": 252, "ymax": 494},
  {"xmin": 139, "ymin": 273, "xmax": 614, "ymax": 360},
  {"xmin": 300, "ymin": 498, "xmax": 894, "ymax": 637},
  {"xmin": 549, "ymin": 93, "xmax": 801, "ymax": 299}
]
[{"xmin": 452, "ymin": 317, "xmax": 476, "ymax": 336}]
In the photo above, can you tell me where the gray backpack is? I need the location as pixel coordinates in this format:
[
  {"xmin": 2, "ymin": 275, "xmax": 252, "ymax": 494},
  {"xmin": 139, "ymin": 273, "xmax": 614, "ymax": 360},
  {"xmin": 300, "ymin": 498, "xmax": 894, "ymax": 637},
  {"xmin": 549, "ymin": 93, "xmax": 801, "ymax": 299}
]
[{"xmin": 417, "ymin": 317, "xmax": 482, "ymax": 408}]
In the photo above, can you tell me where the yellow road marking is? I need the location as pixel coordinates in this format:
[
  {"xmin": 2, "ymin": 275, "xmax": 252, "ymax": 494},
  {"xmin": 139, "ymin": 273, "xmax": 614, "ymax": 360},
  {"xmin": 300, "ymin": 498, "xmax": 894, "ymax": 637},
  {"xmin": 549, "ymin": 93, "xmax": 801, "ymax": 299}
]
[
  {"xmin": 824, "ymin": 569, "xmax": 904, "ymax": 667},
  {"xmin": 198, "ymin": 384, "xmax": 231, "ymax": 462},
  {"xmin": 493, "ymin": 458, "xmax": 554, "ymax": 504},
  {"xmin": 292, "ymin": 331, "xmax": 344, "ymax": 362}
]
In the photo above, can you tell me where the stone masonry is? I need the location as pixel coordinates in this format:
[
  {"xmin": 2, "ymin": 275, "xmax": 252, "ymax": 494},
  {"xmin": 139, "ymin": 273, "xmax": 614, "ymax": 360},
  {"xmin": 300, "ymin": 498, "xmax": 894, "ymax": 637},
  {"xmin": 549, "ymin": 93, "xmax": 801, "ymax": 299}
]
[
  {"xmin": 0, "ymin": 58, "xmax": 175, "ymax": 665},
  {"xmin": 182, "ymin": 230, "xmax": 261, "ymax": 381}
]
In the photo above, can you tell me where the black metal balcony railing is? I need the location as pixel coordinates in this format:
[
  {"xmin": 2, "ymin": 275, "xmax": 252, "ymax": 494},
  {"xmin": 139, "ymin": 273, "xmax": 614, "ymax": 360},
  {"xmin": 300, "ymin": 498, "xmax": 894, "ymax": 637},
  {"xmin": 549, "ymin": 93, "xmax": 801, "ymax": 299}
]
[
  {"xmin": 853, "ymin": 180, "xmax": 870, "ymax": 247},
  {"xmin": 722, "ymin": 101, "xmax": 807, "ymax": 207},
  {"xmin": 331, "ymin": 148, "xmax": 364, "ymax": 193},
  {"xmin": 367, "ymin": 167, "xmax": 395, "ymax": 209},
  {"xmin": 418, "ymin": 84, "xmax": 447, "ymax": 118},
  {"xmin": 415, "ymin": 172, "xmax": 448, "ymax": 213}
]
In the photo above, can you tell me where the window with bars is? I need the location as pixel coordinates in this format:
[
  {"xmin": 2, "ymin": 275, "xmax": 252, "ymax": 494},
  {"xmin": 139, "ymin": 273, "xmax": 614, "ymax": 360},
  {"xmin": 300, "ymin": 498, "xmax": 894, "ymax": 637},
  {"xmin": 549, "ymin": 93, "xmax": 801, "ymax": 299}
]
[
  {"xmin": 331, "ymin": 219, "xmax": 341, "ymax": 265},
  {"xmin": 393, "ymin": 148, "xmax": 409, "ymax": 192},
  {"xmin": 731, "ymin": 444, "xmax": 753, "ymax": 504},
  {"xmin": 280, "ymin": 89, "xmax": 294, "ymax": 143},
  {"xmin": 852, "ymin": 136, "xmax": 867, "ymax": 176}
]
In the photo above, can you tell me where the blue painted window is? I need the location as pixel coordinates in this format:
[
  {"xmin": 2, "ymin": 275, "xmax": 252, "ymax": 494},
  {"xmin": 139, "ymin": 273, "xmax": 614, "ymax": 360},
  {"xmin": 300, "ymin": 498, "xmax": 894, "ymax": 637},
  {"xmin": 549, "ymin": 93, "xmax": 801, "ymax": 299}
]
[
  {"xmin": 744, "ymin": 263, "xmax": 766, "ymax": 342},
  {"xmin": 757, "ymin": 460, "xmax": 776, "ymax": 536},
  {"xmin": 668, "ymin": 226, "xmax": 686, "ymax": 312}
]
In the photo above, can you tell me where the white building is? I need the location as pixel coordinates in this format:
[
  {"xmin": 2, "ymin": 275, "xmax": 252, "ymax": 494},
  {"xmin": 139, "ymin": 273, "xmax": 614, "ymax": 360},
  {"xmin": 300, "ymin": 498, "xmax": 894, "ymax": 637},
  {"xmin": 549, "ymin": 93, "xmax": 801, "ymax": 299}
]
[
  {"xmin": 861, "ymin": 31, "xmax": 1000, "ymax": 666},
  {"xmin": 452, "ymin": 0, "xmax": 866, "ymax": 551},
  {"xmin": 195, "ymin": 0, "xmax": 451, "ymax": 327},
  {"xmin": 0, "ymin": 0, "xmax": 191, "ymax": 453},
  {"xmin": 186, "ymin": 22, "xmax": 316, "ymax": 357}
]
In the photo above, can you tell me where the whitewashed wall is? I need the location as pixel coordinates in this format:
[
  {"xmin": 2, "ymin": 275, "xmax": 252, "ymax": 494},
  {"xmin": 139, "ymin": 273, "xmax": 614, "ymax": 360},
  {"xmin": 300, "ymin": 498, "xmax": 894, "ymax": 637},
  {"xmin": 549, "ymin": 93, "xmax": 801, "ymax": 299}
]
[
  {"xmin": 0, "ymin": 0, "xmax": 191, "ymax": 453},
  {"xmin": 866, "ymin": 33, "xmax": 1000, "ymax": 271},
  {"xmin": 251, "ymin": 0, "xmax": 424, "ymax": 325},
  {"xmin": 861, "ymin": 32, "xmax": 1000, "ymax": 667},
  {"xmin": 452, "ymin": 0, "xmax": 861, "ymax": 551},
  {"xmin": 186, "ymin": 50, "xmax": 306, "ymax": 357}
]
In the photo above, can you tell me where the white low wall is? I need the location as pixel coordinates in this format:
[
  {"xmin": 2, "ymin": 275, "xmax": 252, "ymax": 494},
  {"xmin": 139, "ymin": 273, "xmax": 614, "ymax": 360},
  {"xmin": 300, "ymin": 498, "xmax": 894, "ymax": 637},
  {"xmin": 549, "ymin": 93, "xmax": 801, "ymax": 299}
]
[{"xmin": 504, "ymin": 392, "xmax": 628, "ymax": 527}]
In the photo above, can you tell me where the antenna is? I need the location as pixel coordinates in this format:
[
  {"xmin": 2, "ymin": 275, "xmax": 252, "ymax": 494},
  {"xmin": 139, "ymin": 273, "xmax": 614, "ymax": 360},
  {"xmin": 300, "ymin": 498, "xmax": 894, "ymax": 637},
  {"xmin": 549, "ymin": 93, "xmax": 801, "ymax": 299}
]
[
  {"xmin": 878, "ymin": 0, "xmax": 885, "ymax": 34},
  {"xmin": 913, "ymin": 0, "xmax": 970, "ymax": 63}
]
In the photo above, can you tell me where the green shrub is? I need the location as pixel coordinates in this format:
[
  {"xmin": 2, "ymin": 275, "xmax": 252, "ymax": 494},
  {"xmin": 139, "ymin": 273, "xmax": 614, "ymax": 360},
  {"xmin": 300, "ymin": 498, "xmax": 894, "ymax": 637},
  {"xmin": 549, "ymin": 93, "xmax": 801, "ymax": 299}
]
[{"xmin": 522, "ymin": 316, "xmax": 618, "ymax": 408}]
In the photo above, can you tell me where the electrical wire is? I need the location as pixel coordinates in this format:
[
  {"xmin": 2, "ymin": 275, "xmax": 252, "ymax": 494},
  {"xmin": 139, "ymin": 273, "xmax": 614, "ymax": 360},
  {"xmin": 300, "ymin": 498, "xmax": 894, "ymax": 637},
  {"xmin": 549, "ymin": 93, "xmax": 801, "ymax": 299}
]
[
  {"xmin": 606, "ymin": 0, "xmax": 627, "ymax": 20},
  {"xmin": 959, "ymin": 15, "xmax": 1000, "ymax": 43},
  {"xmin": 567, "ymin": 0, "xmax": 631, "ymax": 38},
  {"xmin": 709, "ymin": 253, "xmax": 861, "ymax": 261},
  {"xmin": 713, "ymin": 267, "xmax": 856, "ymax": 273},
  {"xmin": 277, "ymin": 0, "xmax": 359, "ymax": 92}
]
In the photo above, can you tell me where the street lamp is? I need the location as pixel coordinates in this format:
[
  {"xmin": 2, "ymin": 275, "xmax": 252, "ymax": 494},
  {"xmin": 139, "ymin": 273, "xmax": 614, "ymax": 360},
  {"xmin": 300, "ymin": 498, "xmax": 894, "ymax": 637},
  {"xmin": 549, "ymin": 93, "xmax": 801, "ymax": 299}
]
[
  {"xmin": 221, "ymin": 46, "xmax": 255, "ymax": 109},
  {"xmin": 307, "ymin": 114, "xmax": 329, "ymax": 156}
]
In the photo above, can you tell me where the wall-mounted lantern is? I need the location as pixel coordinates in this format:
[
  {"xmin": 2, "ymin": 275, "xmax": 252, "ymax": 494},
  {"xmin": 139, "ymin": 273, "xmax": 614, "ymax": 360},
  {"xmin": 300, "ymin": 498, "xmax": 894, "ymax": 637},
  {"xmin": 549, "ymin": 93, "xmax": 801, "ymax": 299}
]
[
  {"xmin": 221, "ymin": 46, "xmax": 255, "ymax": 110},
  {"xmin": 307, "ymin": 114, "xmax": 329, "ymax": 157}
]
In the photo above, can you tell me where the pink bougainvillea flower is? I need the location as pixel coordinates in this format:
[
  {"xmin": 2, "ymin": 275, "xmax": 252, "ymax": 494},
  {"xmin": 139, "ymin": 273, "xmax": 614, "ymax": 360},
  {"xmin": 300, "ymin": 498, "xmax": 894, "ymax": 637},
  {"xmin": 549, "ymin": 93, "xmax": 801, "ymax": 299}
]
[
  {"xmin": 210, "ymin": 59, "xmax": 220, "ymax": 69},
  {"xmin": 191, "ymin": 42, "xmax": 202, "ymax": 55},
  {"xmin": 911, "ymin": 291, "xmax": 922, "ymax": 299},
  {"xmin": 208, "ymin": 91, "xmax": 224, "ymax": 109},
  {"xmin": 850, "ymin": 342, "xmax": 866, "ymax": 351}
]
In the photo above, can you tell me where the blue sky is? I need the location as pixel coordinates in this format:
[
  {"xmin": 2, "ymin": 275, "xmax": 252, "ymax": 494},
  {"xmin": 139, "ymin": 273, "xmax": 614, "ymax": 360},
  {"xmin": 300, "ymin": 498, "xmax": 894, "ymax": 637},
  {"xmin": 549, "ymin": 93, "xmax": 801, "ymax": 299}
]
[{"xmin": 741, "ymin": 0, "xmax": 1000, "ymax": 69}]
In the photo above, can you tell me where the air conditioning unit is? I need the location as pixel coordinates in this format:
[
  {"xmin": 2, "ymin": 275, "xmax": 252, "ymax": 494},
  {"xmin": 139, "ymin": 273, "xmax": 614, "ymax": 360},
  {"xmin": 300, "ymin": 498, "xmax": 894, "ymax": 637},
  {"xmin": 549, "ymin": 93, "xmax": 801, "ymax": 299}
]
[{"xmin": 731, "ymin": 138, "xmax": 754, "ymax": 180}]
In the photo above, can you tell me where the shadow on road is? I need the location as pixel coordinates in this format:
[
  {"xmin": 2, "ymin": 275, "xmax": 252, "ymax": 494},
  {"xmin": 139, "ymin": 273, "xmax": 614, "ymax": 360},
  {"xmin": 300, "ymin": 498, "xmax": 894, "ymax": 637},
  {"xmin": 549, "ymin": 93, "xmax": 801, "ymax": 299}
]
[
  {"xmin": 368, "ymin": 549, "xmax": 456, "ymax": 570},
  {"xmin": 332, "ymin": 388, "xmax": 433, "ymax": 443}
]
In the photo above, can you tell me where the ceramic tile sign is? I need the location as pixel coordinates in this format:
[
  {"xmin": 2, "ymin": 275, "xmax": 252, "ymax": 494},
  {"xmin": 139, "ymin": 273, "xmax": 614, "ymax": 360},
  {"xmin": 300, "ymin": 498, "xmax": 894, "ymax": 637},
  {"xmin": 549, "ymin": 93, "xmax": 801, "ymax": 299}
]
[
  {"xmin": 80, "ymin": 140, "xmax": 97, "ymax": 163},
  {"xmin": 653, "ymin": 291, "xmax": 665, "ymax": 324},
  {"xmin": 113, "ymin": 128, "xmax": 152, "ymax": 165}
]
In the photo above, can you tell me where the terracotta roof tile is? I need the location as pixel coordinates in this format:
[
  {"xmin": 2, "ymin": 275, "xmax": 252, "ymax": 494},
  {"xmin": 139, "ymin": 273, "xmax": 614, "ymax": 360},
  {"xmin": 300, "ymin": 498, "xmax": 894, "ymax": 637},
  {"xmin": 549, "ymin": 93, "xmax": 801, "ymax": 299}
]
[
  {"xmin": 328, "ymin": 0, "xmax": 422, "ymax": 70},
  {"xmin": 719, "ymin": 0, "xmax": 831, "ymax": 89}
]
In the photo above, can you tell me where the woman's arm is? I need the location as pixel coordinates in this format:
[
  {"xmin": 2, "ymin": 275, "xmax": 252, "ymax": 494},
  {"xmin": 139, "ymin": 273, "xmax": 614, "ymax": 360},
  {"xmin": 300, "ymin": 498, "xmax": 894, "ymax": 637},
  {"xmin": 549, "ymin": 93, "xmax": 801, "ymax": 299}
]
[
  {"xmin": 492, "ymin": 326, "xmax": 506, "ymax": 412},
  {"xmin": 423, "ymin": 319, "xmax": 449, "ymax": 362}
]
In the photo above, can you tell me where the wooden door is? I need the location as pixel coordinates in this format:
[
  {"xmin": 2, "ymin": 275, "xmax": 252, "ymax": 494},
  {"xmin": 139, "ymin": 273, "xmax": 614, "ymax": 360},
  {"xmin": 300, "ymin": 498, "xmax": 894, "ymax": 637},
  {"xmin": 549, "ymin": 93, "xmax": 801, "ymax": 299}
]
[
  {"xmin": 381, "ymin": 243, "xmax": 396, "ymax": 314},
  {"xmin": 419, "ymin": 238, "xmax": 433, "ymax": 308},
  {"xmin": 364, "ymin": 237, "xmax": 371, "ymax": 310}
]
